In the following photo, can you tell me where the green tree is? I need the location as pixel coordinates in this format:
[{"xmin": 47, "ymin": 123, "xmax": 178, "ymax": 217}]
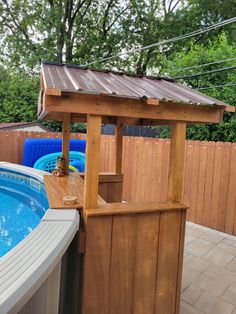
[
  {"xmin": 159, "ymin": 33, "xmax": 236, "ymax": 141},
  {"xmin": 0, "ymin": 68, "xmax": 38, "ymax": 122},
  {"xmin": 0, "ymin": 0, "xmax": 130, "ymax": 70}
]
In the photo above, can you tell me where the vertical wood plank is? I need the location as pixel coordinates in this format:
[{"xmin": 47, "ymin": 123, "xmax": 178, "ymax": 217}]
[
  {"xmin": 84, "ymin": 114, "xmax": 102, "ymax": 209},
  {"xmin": 82, "ymin": 216, "xmax": 112, "ymax": 314},
  {"xmin": 225, "ymin": 143, "xmax": 236, "ymax": 234},
  {"xmin": 217, "ymin": 142, "xmax": 232, "ymax": 231},
  {"xmin": 182, "ymin": 140, "xmax": 194, "ymax": 220},
  {"xmin": 155, "ymin": 211, "xmax": 181, "ymax": 314},
  {"xmin": 167, "ymin": 122, "xmax": 186, "ymax": 202},
  {"xmin": 98, "ymin": 182, "xmax": 108, "ymax": 201},
  {"xmin": 130, "ymin": 137, "xmax": 139, "ymax": 201},
  {"xmin": 175, "ymin": 210, "xmax": 186, "ymax": 314},
  {"xmin": 115, "ymin": 120, "xmax": 123, "ymax": 174},
  {"xmin": 210, "ymin": 142, "xmax": 223, "ymax": 230},
  {"xmin": 109, "ymin": 214, "xmax": 137, "ymax": 314},
  {"xmin": 122, "ymin": 136, "xmax": 130, "ymax": 201},
  {"xmin": 107, "ymin": 182, "xmax": 123, "ymax": 203},
  {"xmin": 143, "ymin": 138, "xmax": 153, "ymax": 201},
  {"xmin": 202, "ymin": 141, "xmax": 216, "ymax": 227},
  {"xmin": 62, "ymin": 113, "xmax": 70, "ymax": 175},
  {"xmin": 133, "ymin": 213, "xmax": 160, "ymax": 314},
  {"xmin": 195, "ymin": 141, "xmax": 207, "ymax": 224},
  {"xmin": 160, "ymin": 139, "xmax": 170, "ymax": 202},
  {"xmin": 190, "ymin": 141, "xmax": 200, "ymax": 222}
]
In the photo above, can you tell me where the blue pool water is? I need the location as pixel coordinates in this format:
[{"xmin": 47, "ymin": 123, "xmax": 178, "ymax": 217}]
[{"xmin": 0, "ymin": 169, "xmax": 49, "ymax": 257}]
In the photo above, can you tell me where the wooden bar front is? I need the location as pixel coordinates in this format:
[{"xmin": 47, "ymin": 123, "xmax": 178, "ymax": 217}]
[{"xmin": 82, "ymin": 202, "xmax": 187, "ymax": 314}]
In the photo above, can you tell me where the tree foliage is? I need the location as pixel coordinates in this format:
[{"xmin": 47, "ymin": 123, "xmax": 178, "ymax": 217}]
[
  {"xmin": 159, "ymin": 33, "xmax": 236, "ymax": 141},
  {"xmin": 0, "ymin": 0, "xmax": 235, "ymax": 140},
  {"xmin": 0, "ymin": 67, "xmax": 38, "ymax": 122}
]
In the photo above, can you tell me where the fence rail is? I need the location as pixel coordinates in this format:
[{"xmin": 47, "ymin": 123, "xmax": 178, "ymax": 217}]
[{"xmin": 0, "ymin": 130, "xmax": 236, "ymax": 235}]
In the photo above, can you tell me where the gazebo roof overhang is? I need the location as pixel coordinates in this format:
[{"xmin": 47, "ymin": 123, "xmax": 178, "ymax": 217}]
[{"xmin": 38, "ymin": 62, "xmax": 235, "ymax": 125}]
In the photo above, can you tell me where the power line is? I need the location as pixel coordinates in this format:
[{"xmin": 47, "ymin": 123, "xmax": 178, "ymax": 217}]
[
  {"xmin": 197, "ymin": 83, "xmax": 236, "ymax": 90},
  {"xmin": 83, "ymin": 16, "xmax": 236, "ymax": 67},
  {"xmin": 173, "ymin": 65, "xmax": 236, "ymax": 79},
  {"xmin": 168, "ymin": 57, "xmax": 236, "ymax": 73}
]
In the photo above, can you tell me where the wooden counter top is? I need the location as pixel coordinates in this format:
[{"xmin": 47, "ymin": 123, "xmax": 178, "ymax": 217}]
[{"xmin": 43, "ymin": 173, "xmax": 106, "ymax": 209}]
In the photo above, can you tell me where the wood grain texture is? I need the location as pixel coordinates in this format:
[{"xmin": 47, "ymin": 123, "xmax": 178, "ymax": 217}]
[
  {"xmin": 83, "ymin": 114, "xmax": 102, "ymax": 209},
  {"xmin": 155, "ymin": 211, "xmax": 182, "ymax": 314},
  {"xmin": 43, "ymin": 173, "xmax": 106, "ymax": 209},
  {"xmin": 175, "ymin": 210, "xmax": 186, "ymax": 314},
  {"xmin": 133, "ymin": 213, "xmax": 160, "ymax": 314},
  {"xmin": 82, "ymin": 216, "xmax": 112, "ymax": 314},
  {"xmin": 115, "ymin": 119, "xmax": 123, "ymax": 174},
  {"xmin": 84, "ymin": 201, "xmax": 187, "ymax": 217},
  {"xmin": 226, "ymin": 143, "xmax": 236, "ymax": 234},
  {"xmin": 62, "ymin": 113, "xmax": 70, "ymax": 175},
  {"xmin": 82, "ymin": 206, "xmax": 186, "ymax": 314},
  {"xmin": 168, "ymin": 121, "xmax": 186, "ymax": 202},
  {"xmin": 1, "ymin": 130, "xmax": 236, "ymax": 235},
  {"xmin": 44, "ymin": 93, "xmax": 224, "ymax": 124},
  {"xmin": 109, "ymin": 214, "xmax": 137, "ymax": 314}
]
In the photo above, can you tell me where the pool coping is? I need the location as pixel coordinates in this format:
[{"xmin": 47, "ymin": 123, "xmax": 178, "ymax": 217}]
[{"xmin": 0, "ymin": 162, "xmax": 80, "ymax": 314}]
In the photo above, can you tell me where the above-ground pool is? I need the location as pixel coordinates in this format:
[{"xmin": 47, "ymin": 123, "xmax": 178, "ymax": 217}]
[
  {"xmin": 0, "ymin": 162, "xmax": 79, "ymax": 314},
  {"xmin": 0, "ymin": 168, "xmax": 49, "ymax": 257}
]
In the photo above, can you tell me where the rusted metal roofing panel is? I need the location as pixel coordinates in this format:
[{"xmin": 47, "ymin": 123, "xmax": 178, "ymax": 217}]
[{"xmin": 41, "ymin": 62, "xmax": 232, "ymax": 109}]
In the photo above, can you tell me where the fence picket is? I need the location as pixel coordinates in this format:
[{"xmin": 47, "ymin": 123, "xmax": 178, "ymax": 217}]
[{"xmin": 0, "ymin": 130, "xmax": 235, "ymax": 235}]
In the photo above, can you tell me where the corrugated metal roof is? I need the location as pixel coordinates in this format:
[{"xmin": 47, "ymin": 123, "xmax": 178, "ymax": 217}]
[{"xmin": 41, "ymin": 62, "xmax": 232, "ymax": 109}]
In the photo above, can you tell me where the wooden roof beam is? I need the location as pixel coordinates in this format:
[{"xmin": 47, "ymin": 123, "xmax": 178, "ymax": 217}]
[{"xmin": 42, "ymin": 93, "xmax": 224, "ymax": 124}]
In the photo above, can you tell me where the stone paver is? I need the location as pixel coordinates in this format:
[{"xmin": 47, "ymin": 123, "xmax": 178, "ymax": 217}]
[
  {"xmin": 181, "ymin": 301, "xmax": 204, "ymax": 314},
  {"xmin": 185, "ymin": 238, "xmax": 215, "ymax": 257},
  {"xmin": 227, "ymin": 258, "xmax": 236, "ymax": 272},
  {"xmin": 182, "ymin": 285, "xmax": 204, "ymax": 304},
  {"xmin": 193, "ymin": 272, "xmax": 229, "ymax": 297},
  {"xmin": 184, "ymin": 255, "xmax": 210, "ymax": 273},
  {"xmin": 222, "ymin": 285, "xmax": 236, "ymax": 306},
  {"xmin": 199, "ymin": 232, "xmax": 225, "ymax": 244},
  {"xmin": 194, "ymin": 291, "xmax": 235, "ymax": 314},
  {"xmin": 202, "ymin": 247, "xmax": 235, "ymax": 267},
  {"xmin": 181, "ymin": 222, "xmax": 236, "ymax": 314}
]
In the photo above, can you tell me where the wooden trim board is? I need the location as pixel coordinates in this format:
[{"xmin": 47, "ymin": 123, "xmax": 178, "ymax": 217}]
[{"xmin": 42, "ymin": 93, "xmax": 224, "ymax": 124}]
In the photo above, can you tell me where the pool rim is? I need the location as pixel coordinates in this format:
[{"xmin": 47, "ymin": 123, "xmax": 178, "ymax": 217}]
[{"xmin": 0, "ymin": 162, "xmax": 79, "ymax": 314}]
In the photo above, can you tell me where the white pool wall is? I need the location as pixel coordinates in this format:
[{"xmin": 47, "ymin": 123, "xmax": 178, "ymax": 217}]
[{"xmin": 0, "ymin": 162, "xmax": 80, "ymax": 314}]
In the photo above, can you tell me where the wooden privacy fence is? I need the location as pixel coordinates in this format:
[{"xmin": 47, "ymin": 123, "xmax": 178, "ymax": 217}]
[{"xmin": 0, "ymin": 130, "xmax": 236, "ymax": 235}]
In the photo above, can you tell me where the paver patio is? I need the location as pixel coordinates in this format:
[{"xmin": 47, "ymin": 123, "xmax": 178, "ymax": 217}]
[{"xmin": 181, "ymin": 222, "xmax": 236, "ymax": 314}]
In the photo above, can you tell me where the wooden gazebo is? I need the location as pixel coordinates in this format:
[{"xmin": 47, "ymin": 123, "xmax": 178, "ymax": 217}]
[{"xmin": 39, "ymin": 62, "xmax": 234, "ymax": 314}]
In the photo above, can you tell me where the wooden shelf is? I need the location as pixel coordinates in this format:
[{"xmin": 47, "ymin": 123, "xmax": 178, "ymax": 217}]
[{"xmin": 43, "ymin": 173, "xmax": 106, "ymax": 209}]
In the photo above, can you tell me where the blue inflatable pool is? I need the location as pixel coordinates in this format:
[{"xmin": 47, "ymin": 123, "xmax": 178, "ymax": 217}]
[{"xmin": 23, "ymin": 138, "xmax": 86, "ymax": 167}]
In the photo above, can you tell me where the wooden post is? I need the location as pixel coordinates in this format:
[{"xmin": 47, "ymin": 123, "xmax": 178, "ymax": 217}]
[
  {"xmin": 62, "ymin": 113, "xmax": 71, "ymax": 175},
  {"xmin": 115, "ymin": 119, "xmax": 123, "ymax": 174},
  {"xmin": 167, "ymin": 121, "xmax": 186, "ymax": 202},
  {"xmin": 167, "ymin": 121, "xmax": 186, "ymax": 314},
  {"xmin": 84, "ymin": 114, "xmax": 102, "ymax": 209}
]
